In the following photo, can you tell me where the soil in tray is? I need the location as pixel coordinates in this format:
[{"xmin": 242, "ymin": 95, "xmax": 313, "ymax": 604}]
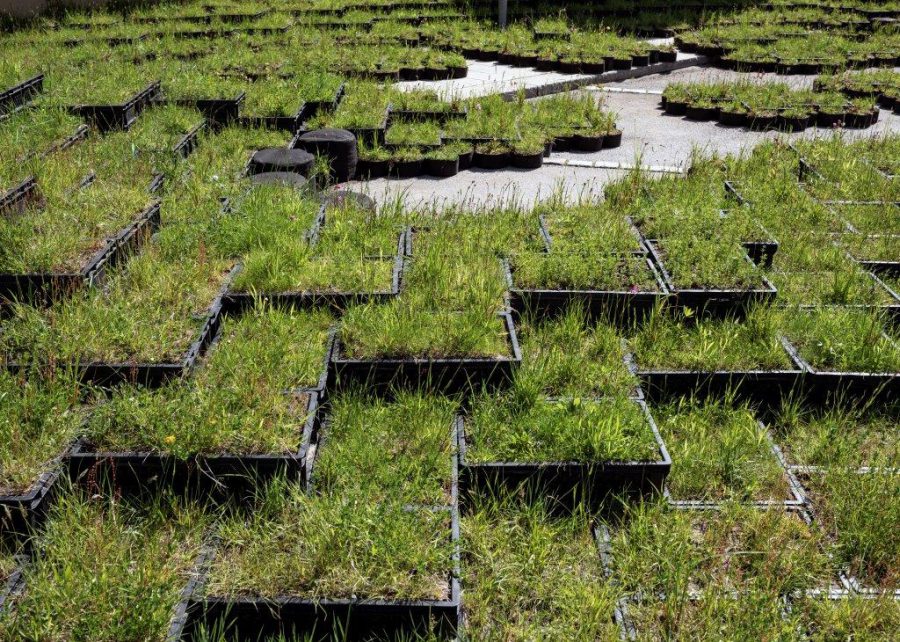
[
  {"xmin": 629, "ymin": 305, "xmax": 796, "ymax": 372},
  {"xmin": 611, "ymin": 502, "xmax": 835, "ymax": 637},
  {"xmin": 514, "ymin": 308, "xmax": 637, "ymax": 398},
  {"xmin": 464, "ymin": 395, "xmax": 659, "ymax": 465},
  {"xmin": 512, "ymin": 252, "xmax": 662, "ymax": 293},
  {"xmin": 310, "ymin": 391, "xmax": 456, "ymax": 505},
  {"xmin": 0, "ymin": 374, "xmax": 88, "ymax": 517},
  {"xmin": 462, "ymin": 496, "xmax": 620, "ymax": 640},
  {"xmin": 84, "ymin": 307, "xmax": 332, "ymax": 458},
  {"xmin": 801, "ymin": 470, "xmax": 900, "ymax": 593},
  {"xmin": 0, "ymin": 249, "xmax": 231, "ymax": 368},
  {"xmin": 202, "ymin": 483, "xmax": 453, "ymax": 603},
  {"xmin": 0, "ymin": 488, "xmax": 210, "ymax": 641},
  {"xmin": 772, "ymin": 401, "xmax": 899, "ymax": 469},
  {"xmin": 783, "ymin": 307, "xmax": 900, "ymax": 375},
  {"xmin": 793, "ymin": 594, "xmax": 900, "ymax": 641},
  {"xmin": 652, "ymin": 399, "xmax": 794, "ymax": 503}
]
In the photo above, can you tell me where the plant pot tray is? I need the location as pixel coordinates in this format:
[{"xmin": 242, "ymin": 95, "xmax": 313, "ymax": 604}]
[
  {"xmin": 0, "ymin": 200, "xmax": 161, "ymax": 305},
  {"xmin": 331, "ymin": 311, "xmax": 521, "ymax": 394},
  {"xmin": 68, "ymin": 81, "xmax": 161, "ymax": 132},
  {"xmin": 172, "ymin": 120, "xmax": 207, "ymax": 159},
  {"xmin": 645, "ymin": 240, "xmax": 778, "ymax": 315},
  {"xmin": 172, "ymin": 93, "xmax": 246, "ymax": 126},
  {"xmin": 0, "ymin": 442, "xmax": 73, "ymax": 538},
  {"xmin": 67, "ymin": 391, "xmax": 320, "ymax": 495},
  {"xmin": 4, "ymin": 264, "xmax": 233, "ymax": 387},
  {"xmin": 0, "ymin": 177, "xmax": 40, "ymax": 218},
  {"xmin": 178, "ymin": 505, "xmax": 460, "ymax": 641},
  {"xmin": 503, "ymin": 257, "xmax": 668, "ymax": 322},
  {"xmin": 223, "ymin": 250, "xmax": 405, "ymax": 315},
  {"xmin": 636, "ymin": 337, "xmax": 805, "ymax": 401},
  {"xmin": 238, "ymin": 104, "xmax": 306, "ymax": 132},
  {"xmin": 457, "ymin": 399, "xmax": 671, "ymax": 507},
  {"xmin": 0, "ymin": 74, "xmax": 44, "ymax": 116}
]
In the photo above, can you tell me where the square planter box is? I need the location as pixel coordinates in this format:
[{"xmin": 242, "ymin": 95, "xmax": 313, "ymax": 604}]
[
  {"xmin": 0, "ymin": 74, "xmax": 43, "ymax": 116},
  {"xmin": 67, "ymin": 390, "xmax": 320, "ymax": 496},
  {"xmin": 389, "ymin": 106, "xmax": 468, "ymax": 125},
  {"xmin": 645, "ymin": 240, "xmax": 778, "ymax": 316},
  {"xmin": 458, "ymin": 398, "xmax": 671, "ymax": 507},
  {"xmin": 503, "ymin": 256, "xmax": 669, "ymax": 323},
  {"xmin": 782, "ymin": 337, "xmax": 899, "ymax": 401},
  {"xmin": 178, "ymin": 504, "xmax": 461, "ymax": 640},
  {"xmin": 719, "ymin": 210, "xmax": 780, "ymax": 268},
  {"xmin": 0, "ymin": 443, "xmax": 73, "ymax": 538},
  {"xmin": 0, "ymin": 200, "xmax": 161, "ymax": 306},
  {"xmin": 331, "ymin": 311, "xmax": 522, "ymax": 394},
  {"xmin": 5, "ymin": 263, "xmax": 232, "ymax": 388},
  {"xmin": 0, "ymin": 556, "xmax": 26, "ymax": 617},
  {"xmin": 223, "ymin": 232, "xmax": 406, "ymax": 314},
  {"xmin": 636, "ymin": 336, "xmax": 805, "ymax": 402},
  {"xmin": 68, "ymin": 81, "xmax": 162, "ymax": 132}
]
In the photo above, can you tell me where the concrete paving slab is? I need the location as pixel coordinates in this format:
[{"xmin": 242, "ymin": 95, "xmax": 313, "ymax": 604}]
[
  {"xmin": 345, "ymin": 165, "xmax": 630, "ymax": 210},
  {"xmin": 394, "ymin": 54, "xmax": 705, "ymax": 100}
]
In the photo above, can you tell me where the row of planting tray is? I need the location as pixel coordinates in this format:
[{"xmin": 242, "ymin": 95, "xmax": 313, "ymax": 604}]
[
  {"xmin": 661, "ymin": 97, "xmax": 882, "ymax": 131},
  {"xmin": 456, "ymin": 46, "xmax": 678, "ymax": 74},
  {"xmin": 0, "ymin": 74, "xmax": 44, "ymax": 118}
]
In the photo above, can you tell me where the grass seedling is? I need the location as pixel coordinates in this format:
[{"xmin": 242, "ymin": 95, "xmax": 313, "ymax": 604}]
[
  {"xmin": 313, "ymin": 390, "xmax": 457, "ymax": 505},
  {"xmin": 205, "ymin": 478, "xmax": 453, "ymax": 601},
  {"xmin": 85, "ymin": 305, "xmax": 332, "ymax": 456},
  {"xmin": 0, "ymin": 487, "xmax": 212, "ymax": 641},
  {"xmin": 466, "ymin": 394, "xmax": 658, "ymax": 463},
  {"xmin": 462, "ymin": 493, "xmax": 620, "ymax": 640},
  {"xmin": 653, "ymin": 396, "xmax": 792, "ymax": 502}
]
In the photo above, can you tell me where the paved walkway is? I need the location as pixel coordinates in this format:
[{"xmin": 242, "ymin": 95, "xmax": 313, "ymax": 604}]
[{"xmin": 349, "ymin": 61, "xmax": 900, "ymax": 209}]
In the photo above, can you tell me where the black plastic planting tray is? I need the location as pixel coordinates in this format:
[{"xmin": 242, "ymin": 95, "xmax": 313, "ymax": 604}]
[
  {"xmin": 0, "ymin": 443, "xmax": 72, "ymax": 538},
  {"xmin": 4, "ymin": 264, "xmax": 232, "ymax": 387},
  {"xmin": 636, "ymin": 336, "xmax": 806, "ymax": 402},
  {"xmin": 0, "ymin": 74, "xmax": 43, "ymax": 116},
  {"xmin": 68, "ymin": 81, "xmax": 161, "ymax": 132},
  {"xmin": 238, "ymin": 104, "xmax": 306, "ymax": 132},
  {"xmin": 457, "ymin": 399, "xmax": 671, "ymax": 507},
  {"xmin": 172, "ymin": 120, "xmax": 207, "ymax": 159},
  {"xmin": 503, "ymin": 256, "xmax": 668, "ymax": 323},
  {"xmin": 298, "ymin": 82, "xmax": 346, "ymax": 120},
  {"xmin": 180, "ymin": 506, "xmax": 460, "ymax": 641},
  {"xmin": 331, "ymin": 311, "xmax": 521, "ymax": 394},
  {"xmin": 223, "ymin": 232, "xmax": 406, "ymax": 314},
  {"xmin": 644, "ymin": 239, "xmax": 778, "ymax": 315},
  {"xmin": 174, "ymin": 93, "xmax": 246, "ymax": 126},
  {"xmin": 0, "ymin": 176, "xmax": 40, "ymax": 218},
  {"xmin": 67, "ymin": 390, "xmax": 321, "ymax": 496},
  {"xmin": 783, "ymin": 337, "xmax": 899, "ymax": 401},
  {"xmin": 0, "ymin": 200, "xmax": 161, "ymax": 305}
]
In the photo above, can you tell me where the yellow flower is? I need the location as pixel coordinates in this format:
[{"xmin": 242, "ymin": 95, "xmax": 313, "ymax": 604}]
[{"xmin": 164, "ymin": 435, "xmax": 176, "ymax": 445}]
